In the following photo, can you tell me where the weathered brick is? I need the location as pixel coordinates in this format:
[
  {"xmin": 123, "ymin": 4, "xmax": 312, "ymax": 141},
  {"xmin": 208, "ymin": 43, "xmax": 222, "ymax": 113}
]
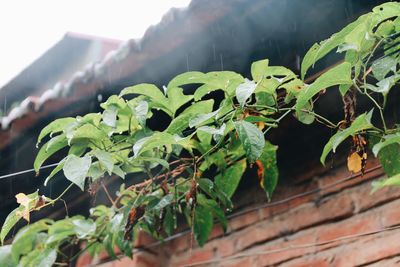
[
  {"xmin": 228, "ymin": 210, "xmax": 259, "ymax": 232},
  {"xmin": 379, "ymin": 198, "xmax": 400, "ymax": 227},
  {"xmin": 170, "ymin": 247, "xmax": 214, "ymax": 267},
  {"xmin": 333, "ymin": 229, "xmax": 400, "ymax": 266},
  {"xmin": 114, "ymin": 252, "xmax": 160, "ymax": 267},
  {"xmin": 350, "ymin": 178, "xmax": 400, "ymax": 213},
  {"xmin": 76, "ymin": 251, "xmax": 93, "ymax": 267},
  {"xmin": 279, "ymin": 256, "xmax": 331, "ymax": 267},
  {"xmin": 253, "ymin": 230, "xmax": 317, "ymax": 266},
  {"xmin": 220, "ymin": 257, "xmax": 255, "ymax": 267},
  {"xmin": 316, "ymin": 212, "xmax": 381, "ymax": 244},
  {"xmin": 318, "ymin": 160, "xmax": 382, "ymax": 196}
]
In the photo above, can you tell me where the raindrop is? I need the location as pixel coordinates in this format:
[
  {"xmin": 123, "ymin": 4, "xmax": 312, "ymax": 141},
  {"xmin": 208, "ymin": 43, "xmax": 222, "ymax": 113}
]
[
  {"xmin": 212, "ymin": 44, "xmax": 216, "ymax": 62},
  {"xmin": 186, "ymin": 54, "xmax": 190, "ymax": 71},
  {"xmin": 97, "ymin": 94, "xmax": 103, "ymax": 102}
]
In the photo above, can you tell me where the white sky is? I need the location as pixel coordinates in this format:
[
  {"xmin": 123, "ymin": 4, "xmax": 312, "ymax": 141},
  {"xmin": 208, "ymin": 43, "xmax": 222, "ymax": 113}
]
[{"xmin": 0, "ymin": 0, "xmax": 191, "ymax": 87}]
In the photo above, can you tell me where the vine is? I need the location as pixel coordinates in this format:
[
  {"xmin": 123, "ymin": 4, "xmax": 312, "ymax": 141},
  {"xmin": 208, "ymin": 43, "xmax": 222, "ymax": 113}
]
[{"xmin": 0, "ymin": 2, "xmax": 399, "ymax": 266}]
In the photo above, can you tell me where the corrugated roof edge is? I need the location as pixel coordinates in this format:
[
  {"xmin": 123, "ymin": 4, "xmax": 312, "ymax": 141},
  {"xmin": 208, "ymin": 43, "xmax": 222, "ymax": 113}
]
[
  {"xmin": 0, "ymin": 0, "xmax": 231, "ymax": 149},
  {"xmin": 0, "ymin": 4, "xmax": 192, "ymax": 131}
]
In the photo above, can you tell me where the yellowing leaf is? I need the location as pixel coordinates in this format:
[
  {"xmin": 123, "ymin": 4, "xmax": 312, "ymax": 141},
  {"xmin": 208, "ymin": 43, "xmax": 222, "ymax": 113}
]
[
  {"xmin": 347, "ymin": 152, "xmax": 362, "ymax": 173},
  {"xmin": 15, "ymin": 193, "xmax": 32, "ymax": 222},
  {"xmin": 14, "ymin": 192, "xmax": 40, "ymax": 222},
  {"xmin": 15, "ymin": 193, "xmax": 30, "ymax": 207}
]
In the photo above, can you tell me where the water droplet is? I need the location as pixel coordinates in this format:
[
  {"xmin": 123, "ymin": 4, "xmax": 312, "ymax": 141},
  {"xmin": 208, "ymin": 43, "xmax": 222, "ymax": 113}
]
[{"xmin": 97, "ymin": 94, "xmax": 103, "ymax": 102}]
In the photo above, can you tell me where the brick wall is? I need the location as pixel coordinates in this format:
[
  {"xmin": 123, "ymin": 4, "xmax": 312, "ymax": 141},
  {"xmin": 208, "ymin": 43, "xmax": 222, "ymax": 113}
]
[{"xmin": 78, "ymin": 158, "xmax": 400, "ymax": 267}]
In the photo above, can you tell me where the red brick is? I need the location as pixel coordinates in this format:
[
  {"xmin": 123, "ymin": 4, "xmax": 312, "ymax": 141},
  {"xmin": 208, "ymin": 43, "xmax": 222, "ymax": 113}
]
[
  {"xmin": 316, "ymin": 212, "xmax": 381, "ymax": 244},
  {"xmin": 255, "ymin": 231, "xmax": 317, "ymax": 266},
  {"xmin": 114, "ymin": 252, "xmax": 161, "ymax": 267},
  {"xmin": 76, "ymin": 251, "xmax": 93, "ymax": 267},
  {"xmin": 286, "ymin": 194, "xmax": 354, "ymax": 233},
  {"xmin": 217, "ymin": 237, "xmax": 236, "ymax": 258},
  {"xmin": 380, "ymin": 198, "xmax": 400, "ymax": 227},
  {"xmin": 351, "ymin": 179, "xmax": 400, "ymax": 213},
  {"xmin": 366, "ymin": 255, "xmax": 400, "ymax": 266},
  {"xmin": 208, "ymin": 224, "xmax": 225, "ymax": 239},
  {"xmin": 220, "ymin": 257, "xmax": 255, "ymax": 267},
  {"xmin": 170, "ymin": 247, "xmax": 214, "ymax": 267},
  {"xmin": 280, "ymin": 256, "xmax": 331, "ymax": 267},
  {"xmin": 228, "ymin": 210, "xmax": 259, "ymax": 232},
  {"xmin": 169, "ymin": 234, "xmax": 191, "ymax": 253},
  {"xmin": 96, "ymin": 262, "xmax": 114, "ymax": 267},
  {"xmin": 318, "ymin": 160, "xmax": 382, "ymax": 196},
  {"xmin": 333, "ymin": 229, "xmax": 400, "ymax": 266},
  {"xmin": 135, "ymin": 231, "xmax": 157, "ymax": 247}
]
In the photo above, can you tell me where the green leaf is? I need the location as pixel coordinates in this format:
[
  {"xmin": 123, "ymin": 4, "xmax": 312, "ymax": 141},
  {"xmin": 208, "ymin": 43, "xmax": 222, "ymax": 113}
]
[
  {"xmin": 378, "ymin": 143, "xmax": 400, "ymax": 177},
  {"xmin": 372, "ymin": 173, "xmax": 400, "ymax": 192},
  {"xmin": 370, "ymin": 75, "xmax": 400, "ymax": 95},
  {"xmin": 0, "ymin": 245, "xmax": 16, "ymax": 267},
  {"xmin": 112, "ymin": 165, "xmax": 126, "ymax": 179},
  {"xmin": 258, "ymin": 142, "xmax": 279, "ymax": 200},
  {"xmin": 133, "ymin": 132, "xmax": 177, "ymax": 157},
  {"xmin": 0, "ymin": 207, "xmax": 23, "ymax": 244},
  {"xmin": 167, "ymin": 100, "xmax": 214, "ymax": 134},
  {"xmin": 120, "ymin": 84, "xmax": 171, "ymax": 115},
  {"xmin": 44, "ymin": 158, "xmax": 66, "ymax": 186},
  {"xmin": 371, "ymin": 56, "xmax": 397, "ymax": 81},
  {"xmin": 251, "ymin": 59, "xmax": 269, "ymax": 82},
  {"xmin": 295, "ymin": 101, "xmax": 315, "ymax": 125},
  {"xmin": 12, "ymin": 220, "xmax": 51, "ymax": 260},
  {"xmin": 301, "ymin": 15, "xmax": 368, "ymax": 79},
  {"xmin": 197, "ymin": 194, "xmax": 227, "ymax": 232},
  {"xmin": 36, "ymin": 117, "xmax": 75, "ymax": 145},
  {"xmin": 193, "ymin": 205, "xmax": 213, "ymax": 246},
  {"xmin": 34, "ymin": 134, "xmax": 68, "ymax": 172},
  {"xmin": 296, "ymin": 62, "xmax": 352, "ymax": 115},
  {"xmin": 234, "ymin": 121, "xmax": 265, "ymax": 163},
  {"xmin": 46, "ymin": 220, "xmax": 75, "ymax": 244},
  {"xmin": 189, "ymin": 109, "xmax": 219, "ymax": 128},
  {"xmin": 236, "ymin": 79, "xmax": 257, "ymax": 107},
  {"xmin": 215, "ymin": 159, "xmax": 246, "ymax": 198},
  {"xmin": 63, "ymin": 155, "xmax": 92, "ymax": 190},
  {"xmin": 244, "ymin": 116, "xmax": 276, "ymax": 124},
  {"xmin": 193, "ymin": 71, "xmax": 244, "ymax": 100},
  {"xmin": 135, "ymin": 157, "xmax": 170, "ymax": 169},
  {"xmin": 198, "ymin": 124, "xmax": 226, "ymax": 138},
  {"xmin": 167, "ymin": 87, "xmax": 194, "ymax": 114},
  {"xmin": 342, "ymin": 19, "xmax": 369, "ymax": 52},
  {"xmin": 163, "ymin": 208, "xmax": 175, "ymax": 236},
  {"xmin": 88, "ymin": 162, "xmax": 105, "ymax": 180},
  {"xmin": 372, "ymin": 133, "xmax": 400, "ymax": 156},
  {"xmin": 150, "ymin": 194, "xmax": 173, "ymax": 211},
  {"xmin": 20, "ymin": 248, "xmax": 57, "ymax": 267},
  {"xmin": 167, "ymin": 71, "xmax": 206, "ymax": 88},
  {"xmin": 320, "ymin": 111, "xmax": 374, "ymax": 164},
  {"xmin": 94, "ymin": 150, "xmax": 114, "ymax": 175},
  {"xmin": 133, "ymin": 100, "xmax": 149, "ymax": 127},
  {"xmin": 68, "ymin": 124, "xmax": 108, "ymax": 145},
  {"xmin": 69, "ymin": 141, "xmax": 88, "ymax": 156},
  {"xmin": 72, "ymin": 218, "xmax": 96, "ymax": 239},
  {"xmin": 102, "ymin": 104, "xmax": 118, "ymax": 127}
]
